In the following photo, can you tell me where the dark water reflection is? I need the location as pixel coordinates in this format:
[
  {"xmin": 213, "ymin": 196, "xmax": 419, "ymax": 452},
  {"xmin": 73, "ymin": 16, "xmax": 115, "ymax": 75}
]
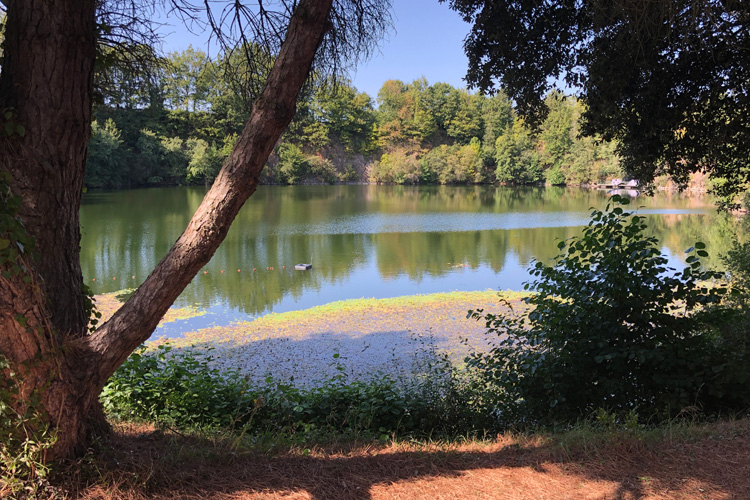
[{"xmin": 80, "ymin": 185, "xmax": 735, "ymax": 324}]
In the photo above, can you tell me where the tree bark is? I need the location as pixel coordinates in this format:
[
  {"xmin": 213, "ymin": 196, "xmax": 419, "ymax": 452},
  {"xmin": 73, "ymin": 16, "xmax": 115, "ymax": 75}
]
[
  {"xmin": 0, "ymin": 0, "xmax": 95, "ymax": 338},
  {"xmin": 0, "ymin": 0, "xmax": 98, "ymax": 457},
  {"xmin": 1, "ymin": 0, "xmax": 334, "ymax": 460}
]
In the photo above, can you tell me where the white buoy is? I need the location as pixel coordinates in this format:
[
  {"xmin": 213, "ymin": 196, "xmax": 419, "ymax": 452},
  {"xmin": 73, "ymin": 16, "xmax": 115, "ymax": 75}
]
[{"xmin": 295, "ymin": 253, "xmax": 313, "ymax": 270}]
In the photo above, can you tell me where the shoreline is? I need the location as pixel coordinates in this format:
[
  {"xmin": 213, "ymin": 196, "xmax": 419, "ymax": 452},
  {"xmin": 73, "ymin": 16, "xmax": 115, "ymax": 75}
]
[{"xmin": 97, "ymin": 290, "xmax": 529, "ymax": 386}]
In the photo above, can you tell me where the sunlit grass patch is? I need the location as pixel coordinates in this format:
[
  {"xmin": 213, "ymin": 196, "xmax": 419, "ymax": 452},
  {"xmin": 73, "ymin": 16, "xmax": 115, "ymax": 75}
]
[{"xmin": 94, "ymin": 289, "xmax": 207, "ymax": 325}]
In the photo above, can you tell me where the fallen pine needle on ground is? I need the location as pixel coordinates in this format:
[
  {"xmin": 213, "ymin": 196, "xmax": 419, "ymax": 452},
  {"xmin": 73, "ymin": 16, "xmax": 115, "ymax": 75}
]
[{"xmin": 60, "ymin": 418, "xmax": 750, "ymax": 500}]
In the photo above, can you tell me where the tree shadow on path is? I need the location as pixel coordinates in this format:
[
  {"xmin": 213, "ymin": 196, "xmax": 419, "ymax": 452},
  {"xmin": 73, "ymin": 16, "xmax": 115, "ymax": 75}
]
[{"xmin": 67, "ymin": 419, "xmax": 750, "ymax": 500}]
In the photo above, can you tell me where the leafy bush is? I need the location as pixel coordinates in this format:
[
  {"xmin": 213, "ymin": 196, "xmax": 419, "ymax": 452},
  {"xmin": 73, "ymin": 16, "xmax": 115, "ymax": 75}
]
[
  {"xmin": 85, "ymin": 119, "xmax": 124, "ymax": 189},
  {"xmin": 714, "ymin": 240, "xmax": 750, "ymax": 394},
  {"xmin": 308, "ymin": 156, "xmax": 338, "ymax": 184},
  {"xmin": 101, "ymin": 344, "xmax": 491, "ymax": 441},
  {"xmin": 371, "ymin": 149, "xmax": 421, "ymax": 185},
  {"xmin": 468, "ymin": 196, "xmax": 739, "ymax": 426},
  {"xmin": 101, "ymin": 345, "xmax": 253, "ymax": 428}
]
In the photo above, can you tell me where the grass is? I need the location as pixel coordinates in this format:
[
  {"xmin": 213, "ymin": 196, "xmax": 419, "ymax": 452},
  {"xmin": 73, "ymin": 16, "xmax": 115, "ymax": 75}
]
[
  {"xmin": 94, "ymin": 290, "xmax": 207, "ymax": 325},
  {"xmin": 248, "ymin": 290, "xmax": 529, "ymax": 323}
]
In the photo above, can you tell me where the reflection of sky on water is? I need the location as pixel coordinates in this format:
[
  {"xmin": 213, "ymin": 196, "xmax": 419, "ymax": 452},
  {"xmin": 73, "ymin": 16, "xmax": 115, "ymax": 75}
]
[{"xmin": 277, "ymin": 209, "xmax": 708, "ymax": 236}]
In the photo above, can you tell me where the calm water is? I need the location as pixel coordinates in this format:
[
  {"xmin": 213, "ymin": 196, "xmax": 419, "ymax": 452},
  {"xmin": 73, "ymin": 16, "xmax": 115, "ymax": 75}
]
[{"xmin": 80, "ymin": 185, "xmax": 730, "ymax": 333}]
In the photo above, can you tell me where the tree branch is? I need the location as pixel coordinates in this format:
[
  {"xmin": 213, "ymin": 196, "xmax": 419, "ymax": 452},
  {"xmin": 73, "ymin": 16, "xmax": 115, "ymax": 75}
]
[{"xmin": 85, "ymin": 0, "xmax": 334, "ymax": 385}]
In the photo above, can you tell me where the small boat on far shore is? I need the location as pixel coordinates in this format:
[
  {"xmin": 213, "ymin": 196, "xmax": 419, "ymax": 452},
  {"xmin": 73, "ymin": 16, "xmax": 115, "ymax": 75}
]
[{"xmin": 295, "ymin": 263, "xmax": 312, "ymax": 270}]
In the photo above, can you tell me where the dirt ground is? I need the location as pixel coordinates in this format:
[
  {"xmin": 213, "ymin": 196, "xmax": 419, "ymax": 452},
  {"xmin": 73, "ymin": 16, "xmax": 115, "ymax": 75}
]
[{"xmin": 63, "ymin": 419, "xmax": 750, "ymax": 500}]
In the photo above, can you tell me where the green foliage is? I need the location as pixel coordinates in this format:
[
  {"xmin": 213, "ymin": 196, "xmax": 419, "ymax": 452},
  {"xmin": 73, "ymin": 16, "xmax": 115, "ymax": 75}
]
[
  {"xmin": 1, "ymin": 109, "xmax": 26, "ymax": 138},
  {"xmin": 480, "ymin": 91, "xmax": 514, "ymax": 163},
  {"xmin": 101, "ymin": 343, "xmax": 492, "ymax": 441},
  {"xmin": 308, "ymin": 156, "xmax": 339, "ymax": 184},
  {"xmin": 94, "ymin": 44, "xmax": 161, "ymax": 110},
  {"xmin": 135, "ymin": 129, "xmax": 166, "ymax": 185},
  {"xmin": 419, "ymin": 140, "xmax": 484, "ymax": 184},
  {"xmin": 450, "ymin": 0, "xmax": 750, "ymax": 205},
  {"xmin": 0, "ymin": 356, "xmax": 58, "ymax": 498},
  {"xmin": 538, "ymin": 92, "xmax": 574, "ymax": 171},
  {"xmin": 86, "ymin": 49, "xmax": 625, "ymax": 189},
  {"xmin": 468, "ymin": 196, "xmax": 742, "ymax": 427},
  {"xmin": 445, "ymin": 92, "xmax": 483, "ymax": 144},
  {"xmin": 162, "ymin": 45, "xmax": 210, "ymax": 112},
  {"xmin": 276, "ymin": 143, "xmax": 309, "ymax": 185},
  {"xmin": 371, "ymin": 148, "xmax": 421, "ymax": 185},
  {"xmin": 186, "ymin": 138, "xmax": 222, "ymax": 185},
  {"xmin": 305, "ymin": 79, "xmax": 376, "ymax": 154},
  {"xmin": 544, "ymin": 165, "xmax": 565, "ymax": 185},
  {"xmin": 159, "ymin": 136, "xmax": 190, "ymax": 182},
  {"xmin": 101, "ymin": 345, "xmax": 248, "ymax": 428},
  {"xmin": 494, "ymin": 118, "xmax": 541, "ymax": 184},
  {"xmin": 85, "ymin": 119, "xmax": 124, "ymax": 188},
  {"xmin": 715, "ymin": 239, "xmax": 750, "ymax": 390}
]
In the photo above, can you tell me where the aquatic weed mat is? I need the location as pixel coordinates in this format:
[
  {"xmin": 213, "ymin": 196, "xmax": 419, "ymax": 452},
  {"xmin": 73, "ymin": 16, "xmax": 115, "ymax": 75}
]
[
  {"xmin": 63, "ymin": 418, "xmax": 750, "ymax": 499},
  {"xmin": 149, "ymin": 291, "xmax": 529, "ymax": 387}
]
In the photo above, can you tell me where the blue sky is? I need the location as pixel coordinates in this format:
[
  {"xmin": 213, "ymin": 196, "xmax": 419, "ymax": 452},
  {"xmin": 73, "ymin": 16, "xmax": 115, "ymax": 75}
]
[{"xmin": 159, "ymin": 0, "xmax": 474, "ymax": 100}]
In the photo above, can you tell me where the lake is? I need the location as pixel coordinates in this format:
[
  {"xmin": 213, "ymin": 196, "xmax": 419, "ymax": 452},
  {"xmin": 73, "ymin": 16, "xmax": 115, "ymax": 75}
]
[{"xmin": 80, "ymin": 185, "xmax": 729, "ymax": 335}]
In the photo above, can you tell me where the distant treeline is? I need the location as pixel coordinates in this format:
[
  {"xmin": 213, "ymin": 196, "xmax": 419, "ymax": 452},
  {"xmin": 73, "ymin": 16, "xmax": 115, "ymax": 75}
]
[{"xmin": 87, "ymin": 45, "xmax": 622, "ymax": 189}]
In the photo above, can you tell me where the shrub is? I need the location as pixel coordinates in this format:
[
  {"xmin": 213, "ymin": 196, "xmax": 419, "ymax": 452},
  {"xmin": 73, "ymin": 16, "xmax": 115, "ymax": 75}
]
[
  {"xmin": 276, "ymin": 143, "xmax": 309, "ymax": 184},
  {"xmin": 101, "ymin": 343, "xmax": 492, "ymax": 441},
  {"xmin": 101, "ymin": 345, "xmax": 250, "ymax": 428},
  {"xmin": 714, "ymin": 240, "xmax": 750, "ymax": 398},
  {"xmin": 468, "ymin": 196, "xmax": 738, "ymax": 426},
  {"xmin": 371, "ymin": 148, "xmax": 420, "ymax": 184}
]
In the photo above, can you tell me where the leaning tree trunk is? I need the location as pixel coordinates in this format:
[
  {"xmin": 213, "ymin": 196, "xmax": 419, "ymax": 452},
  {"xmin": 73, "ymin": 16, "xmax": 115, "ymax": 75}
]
[{"xmin": 0, "ymin": 0, "xmax": 334, "ymax": 459}]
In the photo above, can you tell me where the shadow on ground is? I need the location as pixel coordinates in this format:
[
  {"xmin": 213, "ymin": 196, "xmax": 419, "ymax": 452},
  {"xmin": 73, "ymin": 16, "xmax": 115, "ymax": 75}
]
[{"xmin": 63, "ymin": 419, "xmax": 749, "ymax": 500}]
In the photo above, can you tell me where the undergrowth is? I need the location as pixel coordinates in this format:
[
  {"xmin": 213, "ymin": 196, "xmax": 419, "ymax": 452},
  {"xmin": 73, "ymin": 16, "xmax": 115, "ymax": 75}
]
[{"xmin": 100, "ymin": 343, "xmax": 495, "ymax": 444}]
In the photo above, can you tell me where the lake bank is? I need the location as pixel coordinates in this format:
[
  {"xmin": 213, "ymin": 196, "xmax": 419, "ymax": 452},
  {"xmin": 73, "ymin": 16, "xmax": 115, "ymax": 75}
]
[{"xmin": 96, "ymin": 290, "xmax": 529, "ymax": 387}]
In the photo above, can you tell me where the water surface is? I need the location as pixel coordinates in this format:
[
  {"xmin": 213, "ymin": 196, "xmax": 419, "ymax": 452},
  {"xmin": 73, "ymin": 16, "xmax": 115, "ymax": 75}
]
[{"xmin": 80, "ymin": 185, "xmax": 730, "ymax": 335}]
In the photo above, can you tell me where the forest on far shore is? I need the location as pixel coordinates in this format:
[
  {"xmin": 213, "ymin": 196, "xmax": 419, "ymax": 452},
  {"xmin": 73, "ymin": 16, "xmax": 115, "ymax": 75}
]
[{"xmin": 88, "ymin": 45, "xmax": 624, "ymax": 189}]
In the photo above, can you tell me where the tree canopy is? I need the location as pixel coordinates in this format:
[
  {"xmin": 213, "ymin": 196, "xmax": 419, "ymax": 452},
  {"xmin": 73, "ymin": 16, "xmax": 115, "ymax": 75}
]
[{"xmin": 446, "ymin": 0, "xmax": 750, "ymax": 207}]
